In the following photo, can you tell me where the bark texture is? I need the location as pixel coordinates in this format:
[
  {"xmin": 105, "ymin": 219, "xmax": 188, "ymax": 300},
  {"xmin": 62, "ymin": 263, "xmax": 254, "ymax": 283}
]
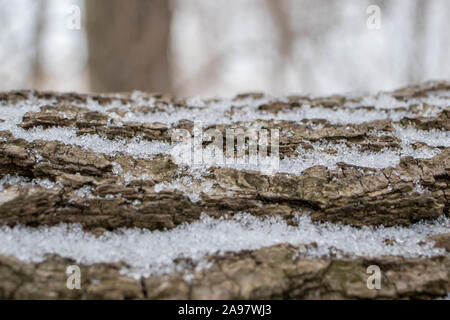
[
  {"xmin": 0, "ymin": 83, "xmax": 449, "ymax": 230},
  {"xmin": 0, "ymin": 81, "xmax": 449, "ymax": 299},
  {"xmin": 0, "ymin": 243, "xmax": 448, "ymax": 299}
]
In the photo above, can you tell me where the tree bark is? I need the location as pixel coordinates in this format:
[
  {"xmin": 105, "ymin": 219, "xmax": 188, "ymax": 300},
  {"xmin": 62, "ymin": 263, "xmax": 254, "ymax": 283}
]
[
  {"xmin": 0, "ymin": 81, "xmax": 449, "ymax": 299},
  {"xmin": 0, "ymin": 82, "xmax": 449, "ymax": 230},
  {"xmin": 0, "ymin": 243, "xmax": 449, "ymax": 299}
]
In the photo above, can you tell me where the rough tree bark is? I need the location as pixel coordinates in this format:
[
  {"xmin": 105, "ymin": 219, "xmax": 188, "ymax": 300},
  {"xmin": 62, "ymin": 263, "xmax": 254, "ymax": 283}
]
[{"xmin": 0, "ymin": 81, "xmax": 449, "ymax": 299}]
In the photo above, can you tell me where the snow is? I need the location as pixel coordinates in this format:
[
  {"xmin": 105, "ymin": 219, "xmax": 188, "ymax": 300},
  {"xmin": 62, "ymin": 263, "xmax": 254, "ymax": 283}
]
[
  {"xmin": 0, "ymin": 214, "xmax": 447, "ymax": 279},
  {"xmin": 0, "ymin": 174, "xmax": 62, "ymax": 191},
  {"xmin": 80, "ymin": 93, "xmax": 447, "ymax": 126},
  {"xmin": 0, "ymin": 93, "xmax": 170, "ymax": 158},
  {"xmin": 1, "ymin": 95, "xmax": 447, "ymax": 177},
  {"xmin": 394, "ymin": 126, "xmax": 450, "ymax": 147},
  {"xmin": 73, "ymin": 185, "xmax": 95, "ymax": 199},
  {"xmin": 0, "ymin": 91, "xmax": 449, "ymax": 281},
  {"xmin": 281, "ymin": 137, "xmax": 442, "ymax": 175},
  {"xmin": 346, "ymin": 93, "xmax": 449, "ymax": 111},
  {"xmin": 154, "ymin": 176, "xmax": 215, "ymax": 202},
  {"xmin": 160, "ymin": 134, "xmax": 442, "ymax": 201},
  {"xmin": 413, "ymin": 180, "xmax": 431, "ymax": 194},
  {"xmin": 169, "ymin": 138, "xmax": 442, "ymax": 177},
  {"xmin": 0, "ymin": 92, "xmax": 448, "ymax": 179},
  {"xmin": 70, "ymin": 90, "xmax": 449, "ymax": 126},
  {"xmin": 0, "ymin": 174, "xmax": 28, "ymax": 191},
  {"xmin": 436, "ymin": 293, "xmax": 450, "ymax": 300},
  {"xmin": 1, "ymin": 124, "xmax": 171, "ymax": 158}
]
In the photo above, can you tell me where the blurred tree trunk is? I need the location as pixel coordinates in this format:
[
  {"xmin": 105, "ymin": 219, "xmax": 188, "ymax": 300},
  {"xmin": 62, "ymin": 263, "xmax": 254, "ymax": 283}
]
[
  {"xmin": 409, "ymin": 0, "xmax": 429, "ymax": 84},
  {"xmin": 86, "ymin": 0, "xmax": 172, "ymax": 93},
  {"xmin": 31, "ymin": 0, "xmax": 47, "ymax": 89}
]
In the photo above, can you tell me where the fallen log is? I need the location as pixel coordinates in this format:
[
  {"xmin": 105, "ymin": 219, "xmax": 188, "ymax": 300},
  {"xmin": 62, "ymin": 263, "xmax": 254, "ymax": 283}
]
[{"xmin": 0, "ymin": 81, "xmax": 449, "ymax": 299}]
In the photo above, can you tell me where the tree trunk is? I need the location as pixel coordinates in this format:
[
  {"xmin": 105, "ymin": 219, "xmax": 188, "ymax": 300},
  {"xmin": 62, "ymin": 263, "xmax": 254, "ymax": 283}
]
[
  {"xmin": 30, "ymin": 0, "xmax": 47, "ymax": 89},
  {"xmin": 85, "ymin": 0, "xmax": 172, "ymax": 93}
]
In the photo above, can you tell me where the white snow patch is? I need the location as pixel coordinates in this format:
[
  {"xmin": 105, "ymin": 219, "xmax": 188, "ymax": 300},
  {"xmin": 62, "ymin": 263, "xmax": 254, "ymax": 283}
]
[
  {"xmin": 394, "ymin": 126, "xmax": 450, "ymax": 147},
  {"xmin": 169, "ymin": 138, "xmax": 442, "ymax": 176},
  {"xmin": 110, "ymin": 100, "xmax": 414, "ymax": 126},
  {"xmin": 0, "ymin": 96, "xmax": 170, "ymax": 158},
  {"xmin": 0, "ymin": 174, "xmax": 29, "ymax": 191},
  {"xmin": 0, "ymin": 92, "xmax": 448, "ymax": 171},
  {"xmin": 74, "ymin": 185, "xmax": 95, "ymax": 199},
  {"xmin": 279, "ymin": 140, "xmax": 442, "ymax": 175},
  {"xmin": 0, "ymin": 124, "xmax": 171, "ymax": 158},
  {"xmin": 154, "ymin": 176, "xmax": 215, "ymax": 202},
  {"xmin": 436, "ymin": 292, "xmax": 450, "ymax": 300},
  {"xmin": 0, "ymin": 175, "xmax": 62, "ymax": 191},
  {"xmin": 0, "ymin": 214, "xmax": 447, "ymax": 279},
  {"xmin": 413, "ymin": 180, "xmax": 432, "ymax": 194},
  {"xmin": 79, "ymin": 92, "xmax": 448, "ymax": 126}
]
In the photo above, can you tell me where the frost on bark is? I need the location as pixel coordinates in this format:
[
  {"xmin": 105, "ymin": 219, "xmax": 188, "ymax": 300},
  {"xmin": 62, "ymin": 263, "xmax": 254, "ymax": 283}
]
[{"xmin": 0, "ymin": 81, "xmax": 449, "ymax": 299}]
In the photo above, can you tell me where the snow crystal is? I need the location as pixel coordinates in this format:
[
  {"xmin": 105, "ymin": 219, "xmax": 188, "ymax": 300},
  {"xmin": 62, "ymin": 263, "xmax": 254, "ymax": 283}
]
[
  {"xmin": 394, "ymin": 126, "xmax": 450, "ymax": 147},
  {"xmin": 32, "ymin": 178, "xmax": 63, "ymax": 189},
  {"xmin": 170, "ymin": 140, "xmax": 281, "ymax": 176},
  {"xmin": 84, "ymin": 91, "xmax": 448, "ymax": 126},
  {"xmin": 0, "ymin": 175, "xmax": 62, "ymax": 191},
  {"xmin": 0, "ymin": 214, "xmax": 447, "ymax": 279},
  {"xmin": 74, "ymin": 185, "xmax": 95, "ymax": 199},
  {"xmin": 0, "ymin": 91, "xmax": 448, "ymax": 174},
  {"xmin": 109, "ymin": 99, "xmax": 412, "ymax": 126},
  {"xmin": 436, "ymin": 292, "xmax": 450, "ymax": 300},
  {"xmin": 154, "ymin": 176, "xmax": 215, "ymax": 202},
  {"xmin": 280, "ymin": 140, "xmax": 442, "ymax": 175},
  {"xmin": 0, "ymin": 96, "xmax": 170, "ymax": 158},
  {"xmin": 431, "ymin": 90, "xmax": 450, "ymax": 99},
  {"xmin": 74, "ymin": 91, "xmax": 448, "ymax": 126},
  {"xmin": 168, "ymin": 138, "xmax": 443, "ymax": 176},
  {"xmin": 267, "ymin": 104, "xmax": 409, "ymax": 124},
  {"xmin": 0, "ymin": 174, "xmax": 29, "ymax": 191},
  {"xmin": 413, "ymin": 180, "xmax": 431, "ymax": 194},
  {"xmin": 346, "ymin": 93, "xmax": 449, "ymax": 113},
  {"xmin": 350, "ymin": 93, "xmax": 408, "ymax": 110},
  {"xmin": 0, "ymin": 124, "xmax": 171, "ymax": 158}
]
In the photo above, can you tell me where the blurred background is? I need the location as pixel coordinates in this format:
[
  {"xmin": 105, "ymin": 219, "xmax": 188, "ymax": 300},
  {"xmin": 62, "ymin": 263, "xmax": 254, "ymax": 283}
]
[{"xmin": 0, "ymin": 0, "xmax": 449, "ymax": 96}]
